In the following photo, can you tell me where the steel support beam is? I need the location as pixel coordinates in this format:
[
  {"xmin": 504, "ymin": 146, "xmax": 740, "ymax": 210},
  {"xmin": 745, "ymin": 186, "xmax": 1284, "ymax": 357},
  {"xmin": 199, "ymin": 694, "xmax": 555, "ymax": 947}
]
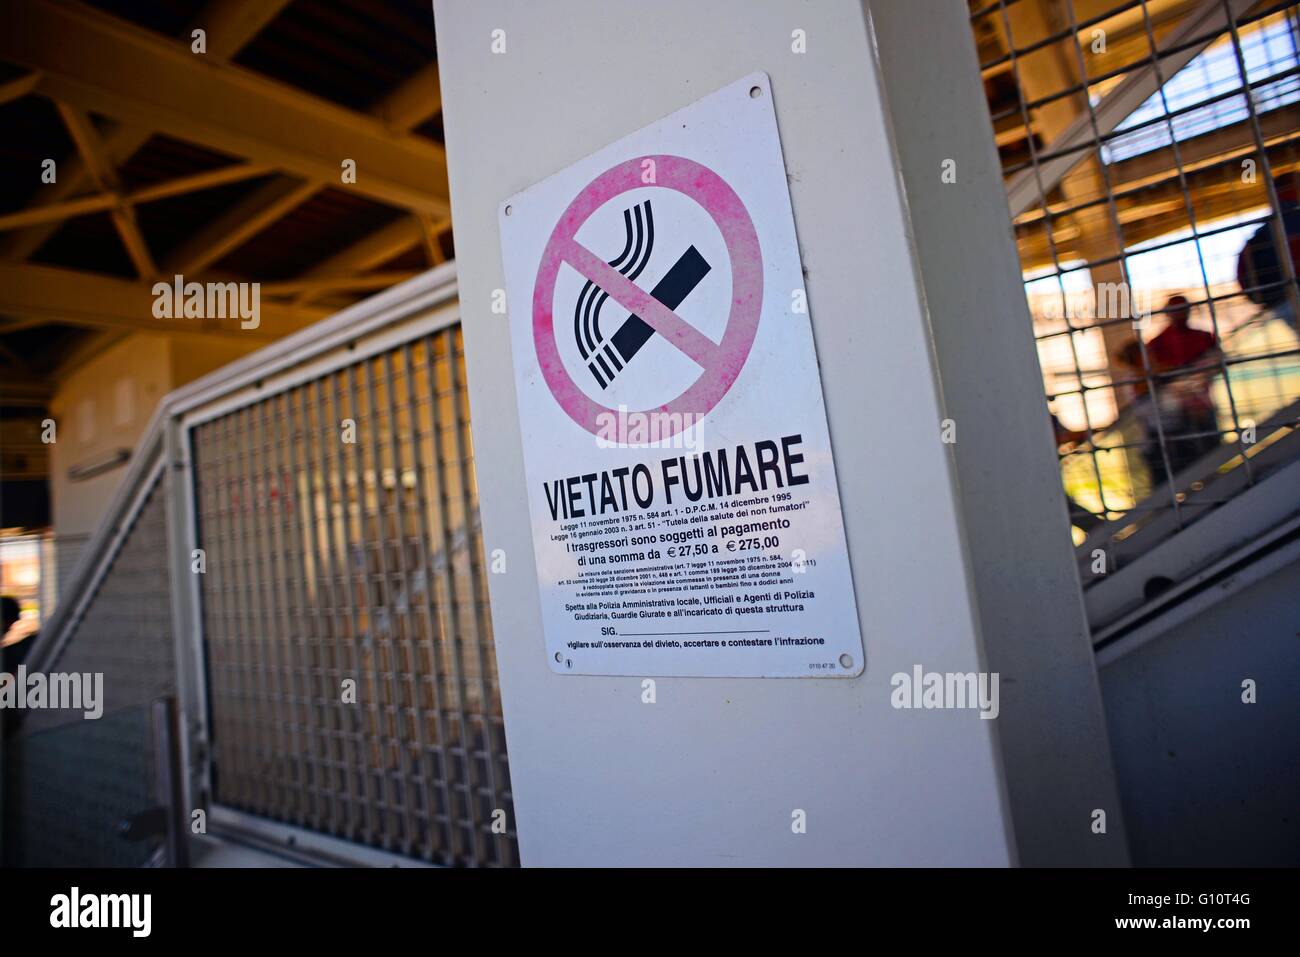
[
  {"xmin": 161, "ymin": 51, "xmax": 445, "ymax": 278},
  {"xmin": 0, "ymin": 0, "xmax": 292, "ymax": 262},
  {"xmin": 0, "ymin": 0, "xmax": 450, "ymax": 216},
  {"xmin": 55, "ymin": 101, "xmax": 157, "ymax": 277},
  {"xmin": 1004, "ymin": 0, "xmax": 1256, "ymax": 218},
  {"xmin": 0, "ymin": 262, "xmax": 327, "ymax": 339},
  {"xmin": 0, "ymin": 162, "xmax": 273, "ymax": 232}
]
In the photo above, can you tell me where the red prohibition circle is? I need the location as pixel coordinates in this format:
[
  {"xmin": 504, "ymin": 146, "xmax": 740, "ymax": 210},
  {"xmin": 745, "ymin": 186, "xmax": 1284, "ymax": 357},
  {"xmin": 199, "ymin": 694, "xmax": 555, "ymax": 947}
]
[{"xmin": 531, "ymin": 154, "xmax": 762, "ymax": 437}]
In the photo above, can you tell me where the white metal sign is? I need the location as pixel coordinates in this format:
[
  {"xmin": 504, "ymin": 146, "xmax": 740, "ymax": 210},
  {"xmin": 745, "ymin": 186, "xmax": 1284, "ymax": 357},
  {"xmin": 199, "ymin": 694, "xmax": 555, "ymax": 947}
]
[{"xmin": 498, "ymin": 72, "xmax": 863, "ymax": 677}]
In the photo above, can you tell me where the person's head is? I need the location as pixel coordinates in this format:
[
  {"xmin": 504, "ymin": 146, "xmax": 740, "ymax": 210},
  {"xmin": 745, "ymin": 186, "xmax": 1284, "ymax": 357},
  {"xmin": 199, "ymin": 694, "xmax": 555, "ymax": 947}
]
[
  {"xmin": 1, "ymin": 596, "xmax": 19, "ymax": 635},
  {"xmin": 1164, "ymin": 294, "xmax": 1192, "ymax": 329}
]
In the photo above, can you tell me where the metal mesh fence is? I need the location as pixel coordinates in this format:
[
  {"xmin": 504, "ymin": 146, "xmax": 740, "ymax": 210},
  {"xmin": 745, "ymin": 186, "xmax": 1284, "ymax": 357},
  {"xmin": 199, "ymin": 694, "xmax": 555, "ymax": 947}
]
[
  {"xmin": 3, "ymin": 704, "xmax": 157, "ymax": 868},
  {"xmin": 20, "ymin": 477, "xmax": 174, "ymax": 735},
  {"xmin": 49, "ymin": 533, "xmax": 91, "ymax": 607},
  {"xmin": 3, "ymin": 476, "xmax": 172, "ymax": 867},
  {"xmin": 191, "ymin": 324, "xmax": 516, "ymax": 867},
  {"xmin": 970, "ymin": 0, "xmax": 1300, "ymax": 572}
]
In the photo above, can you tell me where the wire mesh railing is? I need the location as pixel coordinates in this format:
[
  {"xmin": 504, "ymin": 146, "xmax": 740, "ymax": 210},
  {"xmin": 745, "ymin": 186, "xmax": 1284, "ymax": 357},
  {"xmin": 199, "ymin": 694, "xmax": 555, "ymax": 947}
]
[
  {"xmin": 3, "ymin": 703, "xmax": 158, "ymax": 868},
  {"xmin": 17, "ymin": 477, "xmax": 175, "ymax": 738},
  {"xmin": 7, "ymin": 265, "xmax": 516, "ymax": 867},
  {"xmin": 190, "ymin": 325, "xmax": 515, "ymax": 867},
  {"xmin": 971, "ymin": 0, "xmax": 1300, "ymax": 571}
]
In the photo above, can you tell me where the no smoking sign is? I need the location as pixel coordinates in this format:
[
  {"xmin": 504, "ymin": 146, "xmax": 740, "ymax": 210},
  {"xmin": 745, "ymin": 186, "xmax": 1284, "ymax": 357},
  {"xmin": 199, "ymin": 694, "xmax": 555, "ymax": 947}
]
[
  {"xmin": 531, "ymin": 153, "xmax": 761, "ymax": 437},
  {"xmin": 499, "ymin": 73, "xmax": 863, "ymax": 678}
]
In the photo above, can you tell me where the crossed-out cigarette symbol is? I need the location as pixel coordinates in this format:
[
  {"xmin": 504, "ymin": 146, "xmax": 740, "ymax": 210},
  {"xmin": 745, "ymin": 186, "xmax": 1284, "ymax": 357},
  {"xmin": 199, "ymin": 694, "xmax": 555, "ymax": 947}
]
[
  {"xmin": 532, "ymin": 154, "xmax": 762, "ymax": 439},
  {"xmin": 573, "ymin": 199, "xmax": 712, "ymax": 389}
]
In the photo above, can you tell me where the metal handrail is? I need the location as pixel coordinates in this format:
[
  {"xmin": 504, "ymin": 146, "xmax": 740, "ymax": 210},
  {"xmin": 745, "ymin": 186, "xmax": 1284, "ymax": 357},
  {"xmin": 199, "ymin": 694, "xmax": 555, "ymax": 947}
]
[
  {"xmin": 25, "ymin": 261, "xmax": 461, "ymax": 676},
  {"xmin": 25, "ymin": 422, "xmax": 165, "ymax": 675}
]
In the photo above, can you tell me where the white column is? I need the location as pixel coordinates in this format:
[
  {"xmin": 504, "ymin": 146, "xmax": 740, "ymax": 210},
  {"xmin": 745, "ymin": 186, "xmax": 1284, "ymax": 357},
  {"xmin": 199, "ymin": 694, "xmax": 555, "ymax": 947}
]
[
  {"xmin": 435, "ymin": 0, "xmax": 1121, "ymax": 865},
  {"xmin": 868, "ymin": 0, "xmax": 1128, "ymax": 866}
]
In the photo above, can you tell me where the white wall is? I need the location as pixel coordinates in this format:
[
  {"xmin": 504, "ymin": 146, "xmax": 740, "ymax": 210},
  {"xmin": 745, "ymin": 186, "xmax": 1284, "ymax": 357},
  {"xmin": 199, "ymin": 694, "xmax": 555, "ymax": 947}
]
[
  {"xmin": 436, "ymin": 0, "xmax": 1021, "ymax": 865},
  {"xmin": 49, "ymin": 334, "xmax": 171, "ymax": 537},
  {"xmin": 48, "ymin": 334, "xmax": 260, "ymax": 539},
  {"xmin": 869, "ymin": 0, "xmax": 1128, "ymax": 865},
  {"xmin": 1100, "ymin": 554, "xmax": 1300, "ymax": 865}
]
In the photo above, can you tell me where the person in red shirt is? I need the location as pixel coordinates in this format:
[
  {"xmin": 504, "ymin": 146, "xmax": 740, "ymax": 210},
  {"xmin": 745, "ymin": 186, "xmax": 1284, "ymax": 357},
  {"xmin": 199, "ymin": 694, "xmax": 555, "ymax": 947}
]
[
  {"xmin": 1140, "ymin": 295, "xmax": 1223, "ymax": 480},
  {"xmin": 1148, "ymin": 295, "xmax": 1218, "ymax": 370}
]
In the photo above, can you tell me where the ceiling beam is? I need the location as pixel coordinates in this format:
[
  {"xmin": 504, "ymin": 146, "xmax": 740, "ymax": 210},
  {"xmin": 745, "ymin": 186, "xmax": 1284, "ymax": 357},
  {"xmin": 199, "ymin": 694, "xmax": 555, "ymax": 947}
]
[
  {"xmin": 165, "ymin": 62, "xmax": 446, "ymax": 277},
  {"xmin": 290, "ymin": 216, "xmax": 433, "ymax": 306},
  {"xmin": 0, "ymin": 192, "xmax": 113, "ymax": 232},
  {"xmin": 0, "ymin": 161, "xmax": 272, "ymax": 232},
  {"xmin": 1012, "ymin": 157, "xmax": 1299, "ymax": 272},
  {"xmin": 53, "ymin": 102, "xmax": 119, "ymax": 188},
  {"xmin": 0, "ymin": 0, "xmax": 290, "ymax": 263},
  {"xmin": 418, "ymin": 213, "xmax": 449, "ymax": 265},
  {"xmin": 1004, "ymin": 0, "xmax": 1256, "ymax": 218},
  {"xmin": 1107, "ymin": 109, "xmax": 1298, "ymax": 190},
  {"xmin": 165, "ymin": 176, "xmax": 321, "ymax": 276},
  {"xmin": 0, "ymin": 317, "xmax": 49, "ymax": 334},
  {"xmin": 293, "ymin": 214, "xmax": 451, "ymax": 306},
  {"xmin": 0, "ymin": 262, "xmax": 328, "ymax": 340},
  {"xmin": 1075, "ymin": 0, "xmax": 1197, "ymax": 48},
  {"xmin": 190, "ymin": 0, "xmax": 293, "ymax": 59},
  {"xmin": 994, "ymin": 122, "xmax": 1036, "ymax": 148},
  {"xmin": 1013, "ymin": 112, "xmax": 1300, "ymax": 227},
  {"xmin": 54, "ymin": 100, "xmax": 157, "ymax": 278},
  {"xmin": 301, "ymin": 217, "xmax": 427, "ymax": 277},
  {"xmin": 0, "ymin": 0, "xmax": 449, "ymax": 216},
  {"xmin": 372, "ymin": 61, "xmax": 442, "ymax": 132},
  {"xmin": 0, "ymin": 123, "xmax": 153, "ymax": 262},
  {"xmin": 0, "ymin": 70, "xmax": 39, "ymax": 106}
]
